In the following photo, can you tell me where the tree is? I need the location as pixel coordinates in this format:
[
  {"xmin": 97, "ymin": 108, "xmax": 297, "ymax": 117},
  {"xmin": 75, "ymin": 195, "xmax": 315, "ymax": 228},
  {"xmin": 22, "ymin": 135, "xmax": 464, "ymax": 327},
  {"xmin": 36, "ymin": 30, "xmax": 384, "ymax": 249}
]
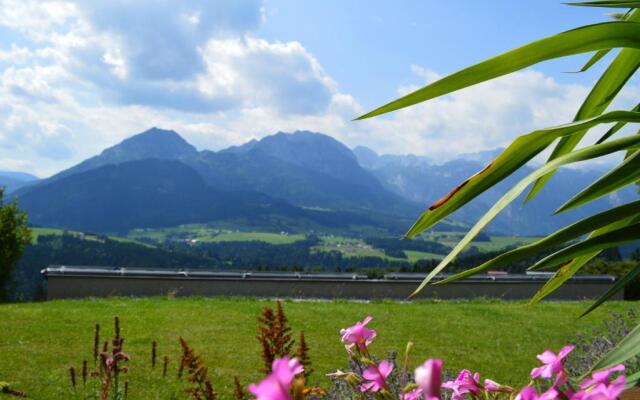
[
  {"xmin": 357, "ymin": 0, "xmax": 640, "ymax": 384},
  {"xmin": 0, "ymin": 188, "xmax": 31, "ymax": 300}
]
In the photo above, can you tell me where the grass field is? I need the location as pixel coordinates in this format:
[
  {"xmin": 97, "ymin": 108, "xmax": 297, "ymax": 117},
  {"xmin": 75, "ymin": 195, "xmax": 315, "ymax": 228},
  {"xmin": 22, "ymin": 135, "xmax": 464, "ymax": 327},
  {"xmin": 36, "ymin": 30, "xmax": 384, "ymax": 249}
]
[
  {"xmin": 423, "ymin": 232, "xmax": 540, "ymax": 253},
  {"xmin": 31, "ymin": 227, "xmax": 153, "ymax": 247},
  {"xmin": 126, "ymin": 225, "xmax": 304, "ymax": 245},
  {"xmin": 314, "ymin": 236, "xmax": 445, "ymax": 262},
  {"xmin": 205, "ymin": 231, "xmax": 305, "ymax": 244},
  {"xmin": 404, "ymin": 250, "xmax": 443, "ymax": 263},
  {"xmin": 0, "ymin": 298, "xmax": 634, "ymax": 399},
  {"xmin": 312, "ymin": 235, "xmax": 391, "ymax": 258}
]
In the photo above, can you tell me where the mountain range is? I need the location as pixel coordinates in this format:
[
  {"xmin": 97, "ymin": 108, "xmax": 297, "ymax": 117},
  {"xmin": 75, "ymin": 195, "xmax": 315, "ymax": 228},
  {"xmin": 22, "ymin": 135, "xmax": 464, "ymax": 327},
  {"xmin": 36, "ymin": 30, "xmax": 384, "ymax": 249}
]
[
  {"xmin": 7, "ymin": 127, "xmax": 638, "ymax": 235},
  {"xmin": 354, "ymin": 146, "xmax": 638, "ymax": 235},
  {"xmin": 0, "ymin": 171, "xmax": 39, "ymax": 194}
]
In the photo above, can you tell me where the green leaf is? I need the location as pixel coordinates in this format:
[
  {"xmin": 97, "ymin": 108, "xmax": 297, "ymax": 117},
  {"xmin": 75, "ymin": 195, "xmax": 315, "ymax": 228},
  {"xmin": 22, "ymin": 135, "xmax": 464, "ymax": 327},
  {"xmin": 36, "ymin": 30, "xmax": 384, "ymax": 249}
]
[
  {"xmin": 625, "ymin": 370, "xmax": 640, "ymax": 389},
  {"xmin": 596, "ymin": 103, "xmax": 640, "ymax": 143},
  {"xmin": 580, "ymin": 263, "xmax": 640, "ymax": 317},
  {"xmin": 556, "ymin": 150, "xmax": 640, "ymax": 213},
  {"xmin": 530, "ymin": 223, "xmax": 640, "ymax": 270},
  {"xmin": 568, "ymin": 1, "xmax": 640, "ymax": 7},
  {"xmin": 356, "ymin": 22, "xmax": 640, "ymax": 120},
  {"xmin": 609, "ymin": 11, "xmax": 633, "ymax": 20},
  {"xmin": 434, "ymin": 200, "xmax": 640, "ymax": 285},
  {"xmin": 590, "ymin": 323, "xmax": 640, "ymax": 372},
  {"xmin": 575, "ymin": 49, "xmax": 612, "ymax": 72},
  {"xmin": 529, "ymin": 214, "xmax": 640, "ymax": 304},
  {"xmin": 408, "ymin": 133, "xmax": 640, "ymax": 297},
  {"xmin": 526, "ymin": 10, "xmax": 640, "ymax": 201},
  {"xmin": 404, "ymin": 111, "xmax": 640, "ymax": 239}
]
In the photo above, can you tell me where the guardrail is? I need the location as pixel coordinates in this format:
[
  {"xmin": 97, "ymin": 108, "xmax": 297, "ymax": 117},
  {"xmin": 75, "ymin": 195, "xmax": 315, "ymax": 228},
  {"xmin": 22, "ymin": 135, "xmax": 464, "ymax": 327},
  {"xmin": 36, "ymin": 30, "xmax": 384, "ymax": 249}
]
[{"xmin": 41, "ymin": 266, "xmax": 619, "ymax": 301}]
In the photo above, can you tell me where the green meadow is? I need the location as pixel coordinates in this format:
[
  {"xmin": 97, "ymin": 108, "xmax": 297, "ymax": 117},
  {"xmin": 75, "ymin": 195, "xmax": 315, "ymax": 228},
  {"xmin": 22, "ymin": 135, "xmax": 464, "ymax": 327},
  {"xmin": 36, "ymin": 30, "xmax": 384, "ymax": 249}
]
[{"xmin": 0, "ymin": 297, "xmax": 633, "ymax": 399}]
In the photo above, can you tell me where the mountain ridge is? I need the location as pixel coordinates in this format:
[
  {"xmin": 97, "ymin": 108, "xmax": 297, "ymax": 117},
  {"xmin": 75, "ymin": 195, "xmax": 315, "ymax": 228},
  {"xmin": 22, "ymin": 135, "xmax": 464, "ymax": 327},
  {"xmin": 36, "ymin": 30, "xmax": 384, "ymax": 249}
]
[{"xmin": 13, "ymin": 127, "xmax": 639, "ymax": 235}]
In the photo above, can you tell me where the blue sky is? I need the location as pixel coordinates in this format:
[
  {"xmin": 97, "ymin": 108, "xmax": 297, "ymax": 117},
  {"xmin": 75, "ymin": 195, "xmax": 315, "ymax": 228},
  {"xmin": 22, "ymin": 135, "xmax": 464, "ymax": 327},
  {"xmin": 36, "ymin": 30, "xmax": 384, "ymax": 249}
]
[
  {"xmin": 259, "ymin": 0, "xmax": 610, "ymax": 107},
  {"xmin": 0, "ymin": 0, "xmax": 636, "ymax": 176}
]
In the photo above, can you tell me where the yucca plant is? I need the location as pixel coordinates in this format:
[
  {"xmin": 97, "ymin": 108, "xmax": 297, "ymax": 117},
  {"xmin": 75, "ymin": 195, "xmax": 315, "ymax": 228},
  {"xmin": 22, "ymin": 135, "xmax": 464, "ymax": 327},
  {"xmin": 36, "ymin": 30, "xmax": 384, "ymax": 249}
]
[{"xmin": 357, "ymin": 0, "xmax": 640, "ymax": 388}]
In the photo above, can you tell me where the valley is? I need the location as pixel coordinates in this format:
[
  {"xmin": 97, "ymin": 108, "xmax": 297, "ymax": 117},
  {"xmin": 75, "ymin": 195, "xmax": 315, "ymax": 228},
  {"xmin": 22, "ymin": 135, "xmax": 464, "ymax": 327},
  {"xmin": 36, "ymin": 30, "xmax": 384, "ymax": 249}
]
[{"xmin": 4, "ymin": 127, "xmax": 639, "ymax": 302}]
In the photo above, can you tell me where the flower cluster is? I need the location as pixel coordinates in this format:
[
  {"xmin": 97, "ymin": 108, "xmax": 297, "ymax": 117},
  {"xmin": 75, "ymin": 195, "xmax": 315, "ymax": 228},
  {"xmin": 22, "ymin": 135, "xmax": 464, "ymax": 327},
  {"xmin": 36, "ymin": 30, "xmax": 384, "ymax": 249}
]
[
  {"xmin": 517, "ymin": 345, "xmax": 627, "ymax": 400},
  {"xmin": 323, "ymin": 315, "xmax": 629, "ymax": 400}
]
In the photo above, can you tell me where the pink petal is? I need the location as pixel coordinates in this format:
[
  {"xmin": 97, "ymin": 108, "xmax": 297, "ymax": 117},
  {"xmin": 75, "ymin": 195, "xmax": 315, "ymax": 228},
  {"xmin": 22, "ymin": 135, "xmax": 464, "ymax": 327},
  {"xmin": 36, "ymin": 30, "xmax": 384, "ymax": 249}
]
[
  {"xmin": 537, "ymin": 350, "xmax": 557, "ymax": 364},
  {"xmin": 415, "ymin": 359, "xmax": 442, "ymax": 398},
  {"xmin": 557, "ymin": 345, "xmax": 574, "ymax": 359},
  {"xmin": 484, "ymin": 379, "xmax": 501, "ymax": 392},
  {"xmin": 516, "ymin": 386, "xmax": 538, "ymax": 400},
  {"xmin": 362, "ymin": 366, "xmax": 379, "ymax": 381},
  {"xmin": 538, "ymin": 388, "xmax": 558, "ymax": 400},
  {"xmin": 378, "ymin": 359, "xmax": 394, "ymax": 378}
]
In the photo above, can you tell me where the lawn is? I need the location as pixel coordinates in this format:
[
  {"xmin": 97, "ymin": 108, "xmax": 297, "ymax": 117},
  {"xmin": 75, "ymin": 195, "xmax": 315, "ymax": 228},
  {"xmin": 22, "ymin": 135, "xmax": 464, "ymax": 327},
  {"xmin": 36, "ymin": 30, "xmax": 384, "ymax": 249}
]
[
  {"xmin": 422, "ymin": 232, "xmax": 540, "ymax": 253},
  {"xmin": 0, "ymin": 298, "xmax": 635, "ymax": 399},
  {"xmin": 126, "ymin": 225, "xmax": 305, "ymax": 245},
  {"xmin": 31, "ymin": 227, "xmax": 153, "ymax": 247},
  {"xmin": 312, "ymin": 235, "xmax": 389, "ymax": 258},
  {"xmin": 404, "ymin": 250, "xmax": 443, "ymax": 263},
  {"xmin": 204, "ymin": 231, "xmax": 305, "ymax": 244}
]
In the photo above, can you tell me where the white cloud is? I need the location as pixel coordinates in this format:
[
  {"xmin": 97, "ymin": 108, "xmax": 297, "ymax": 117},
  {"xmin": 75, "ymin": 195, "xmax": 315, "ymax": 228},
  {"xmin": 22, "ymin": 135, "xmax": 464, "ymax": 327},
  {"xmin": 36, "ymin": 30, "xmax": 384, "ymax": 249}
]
[
  {"xmin": 350, "ymin": 67, "xmax": 636, "ymax": 163},
  {"xmin": 0, "ymin": 0, "xmax": 636, "ymax": 178},
  {"xmin": 198, "ymin": 37, "xmax": 333, "ymax": 114}
]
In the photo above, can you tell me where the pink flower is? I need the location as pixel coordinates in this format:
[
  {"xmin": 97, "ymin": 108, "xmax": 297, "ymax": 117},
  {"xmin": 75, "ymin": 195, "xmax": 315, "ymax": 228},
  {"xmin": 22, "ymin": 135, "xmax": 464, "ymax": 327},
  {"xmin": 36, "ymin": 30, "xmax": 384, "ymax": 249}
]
[
  {"xmin": 580, "ymin": 364, "xmax": 625, "ymax": 389},
  {"xmin": 484, "ymin": 378, "xmax": 512, "ymax": 393},
  {"xmin": 340, "ymin": 316, "xmax": 377, "ymax": 352},
  {"xmin": 442, "ymin": 370, "xmax": 481, "ymax": 400},
  {"xmin": 414, "ymin": 359, "xmax": 442, "ymax": 400},
  {"xmin": 572, "ymin": 376, "xmax": 626, "ymax": 400},
  {"xmin": 400, "ymin": 388, "xmax": 423, "ymax": 400},
  {"xmin": 531, "ymin": 345, "xmax": 574, "ymax": 384},
  {"xmin": 271, "ymin": 357, "xmax": 304, "ymax": 385},
  {"xmin": 360, "ymin": 359, "xmax": 393, "ymax": 393},
  {"xmin": 248, "ymin": 357, "xmax": 304, "ymax": 400},
  {"xmin": 573, "ymin": 366, "xmax": 626, "ymax": 400},
  {"xmin": 516, "ymin": 386, "xmax": 558, "ymax": 400},
  {"xmin": 248, "ymin": 375, "xmax": 291, "ymax": 400}
]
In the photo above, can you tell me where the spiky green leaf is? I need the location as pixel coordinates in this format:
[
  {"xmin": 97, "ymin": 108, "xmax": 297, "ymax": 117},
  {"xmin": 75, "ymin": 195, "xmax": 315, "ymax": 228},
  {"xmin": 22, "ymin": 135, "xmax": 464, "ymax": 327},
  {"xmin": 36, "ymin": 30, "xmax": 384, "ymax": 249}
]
[
  {"xmin": 580, "ymin": 263, "xmax": 640, "ymax": 317},
  {"xmin": 530, "ymin": 223, "xmax": 640, "ymax": 270},
  {"xmin": 409, "ymin": 134, "xmax": 640, "ymax": 297},
  {"xmin": 568, "ymin": 1, "xmax": 640, "ymax": 7},
  {"xmin": 590, "ymin": 323, "xmax": 640, "ymax": 372},
  {"xmin": 434, "ymin": 200, "xmax": 640, "ymax": 285},
  {"xmin": 556, "ymin": 150, "xmax": 640, "ymax": 213},
  {"xmin": 404, "ymin": 111, "xmax": 640, "ymax": 238},
  {"xmin": 596, "ymin": 103, "xmax": 640, "ymax": 143},
  {"xmin": 529, "ymin": 214, "xmax": 640, "ymax": 304},
  {"xmin": 526, "ymin": 10, "xmax": 640, "ymax": 200},
  {"xmin": 576, "ymin": 49, "xmax": 612, "ymax": 72},
  {"xmin": 356, "ymin": 22, "xmax": 640, "ymax": 120}
]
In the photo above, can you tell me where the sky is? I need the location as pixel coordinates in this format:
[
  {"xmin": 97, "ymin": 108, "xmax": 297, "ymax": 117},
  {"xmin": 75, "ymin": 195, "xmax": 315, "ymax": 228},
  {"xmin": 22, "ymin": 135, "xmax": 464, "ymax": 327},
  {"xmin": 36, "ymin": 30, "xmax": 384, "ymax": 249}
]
[{"xmin": 0, "ymin": 0, "xmax": 638, "ymax": 177}]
